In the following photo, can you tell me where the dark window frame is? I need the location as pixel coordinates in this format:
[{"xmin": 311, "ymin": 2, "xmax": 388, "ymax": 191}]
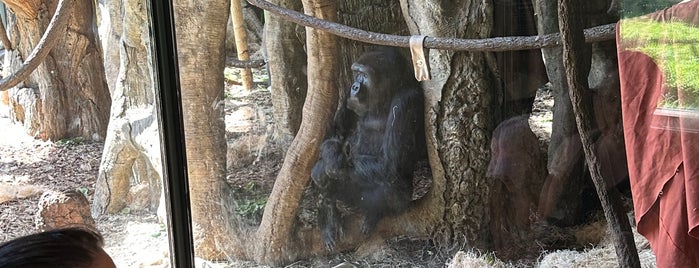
[{"xmin": 150, "ymin": 1, "xmax": 195, "ymax": 267}]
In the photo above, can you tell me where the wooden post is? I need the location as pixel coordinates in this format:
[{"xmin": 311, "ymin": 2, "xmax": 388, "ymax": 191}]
[
  {"xmin": 230, "ymin": 0, "xmax": 253, "ymax": 91},
  {"xmin": 557, "ymin": 0, "xmax": 641, "ymax": 267}
]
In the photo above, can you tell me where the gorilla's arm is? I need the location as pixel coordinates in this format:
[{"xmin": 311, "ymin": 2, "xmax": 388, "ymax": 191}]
[
  {"xmin": 328, "ymin": 91, "xmax": 357, "ymax": 139},
  {"xmin": 312, "ymin": 97, "xmax": 358, "ymax": 186},
  {"xmin": 383, "ymin": 88, "xmax": 424, "ymax": 173}
]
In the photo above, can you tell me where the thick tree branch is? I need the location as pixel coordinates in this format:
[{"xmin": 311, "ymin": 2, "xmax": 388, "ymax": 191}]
[
  {"xmin": 254, "ymin": 0, "xmax": 339, "ymax": 264},
  {"xmin": 0, "ymin": 0, "xmax": 73, "ymax": 92},
  {"xmin": 2, "ymin": 0, "xmax": 40, "ymax": 19},
  {"xmin": 247, "ymin": 0, "xmax": 616, "ymax": 51},
  {"xmin": 557, "ymin": 0, "xmax": 640, "ymax": 267}
]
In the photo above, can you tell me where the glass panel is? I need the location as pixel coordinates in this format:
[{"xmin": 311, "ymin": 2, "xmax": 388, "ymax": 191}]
[
  {"xmin": 167, "ymin": 0, "xmax": 697, "ymax": 267},
  {"xmin": 619, "ymin": 2, "xmax": 699, "ymax": 132},
  {"xmin": 614, "ymin": 4, "xmax": 699, "ymax": 267},
  {"xmin": 0, "ymin": 0, "xmax": 173, "ymax": 267}
]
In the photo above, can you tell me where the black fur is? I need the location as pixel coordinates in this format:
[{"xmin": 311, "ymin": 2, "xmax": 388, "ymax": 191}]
[{"xmin": 311, "ymin": 47, "xmax": 426, "ymax": 250}]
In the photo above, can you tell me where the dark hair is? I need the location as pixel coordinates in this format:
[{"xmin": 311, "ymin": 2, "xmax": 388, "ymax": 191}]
[{"xmin": 0, "ymin": 227, "xmax": 105, "ymax": 268}]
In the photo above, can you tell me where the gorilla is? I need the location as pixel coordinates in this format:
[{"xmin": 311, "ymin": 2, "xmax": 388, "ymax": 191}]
[{"xmin": 311, "ymin": 47, "xmax": 427, "ymax": 250}]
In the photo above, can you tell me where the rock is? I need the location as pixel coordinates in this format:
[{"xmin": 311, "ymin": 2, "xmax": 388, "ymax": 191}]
[
  {"xmin": 127, "ymin": 184, "xmax": 151, "ymax": 210},
  {"xmin": 35, "ymin": 190, "xmax": 95, "ymax": 231}
]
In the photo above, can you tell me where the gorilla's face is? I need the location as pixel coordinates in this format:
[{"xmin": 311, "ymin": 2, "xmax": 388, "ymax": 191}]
[{"xmin": 348, "ymin": 63, "xmax": 385, "ymax": 116}]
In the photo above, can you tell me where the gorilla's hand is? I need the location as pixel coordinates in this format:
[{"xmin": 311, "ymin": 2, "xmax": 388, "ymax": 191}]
[{"xmin": 319, "ymin": 138, "xmax": 347, "ymax": 178}]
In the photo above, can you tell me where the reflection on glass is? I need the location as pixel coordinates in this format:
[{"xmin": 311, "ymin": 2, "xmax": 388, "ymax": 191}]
[
  {"xmin": 616, "ymin": 2, "xmax": 699, "ymax": 268},
  {"xmin": 619, "ymin": 14, "xmax": 699, "ymax": 132},
  {"xmin": 92, "ymin": 1, "xmax": 173, "ymax": 266}
]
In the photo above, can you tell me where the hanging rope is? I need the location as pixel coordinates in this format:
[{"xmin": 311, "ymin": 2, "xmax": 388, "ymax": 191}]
[
  {"xmin": 247, "ymin": 0, "xmax": 616, "ymax": 52},
  {"xmin": 0, "ymin": 0, "xmax": 74, "ymax": 92}
]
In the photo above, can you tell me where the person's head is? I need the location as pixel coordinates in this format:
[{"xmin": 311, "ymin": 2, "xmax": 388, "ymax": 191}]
[{"xmin": 0, "ymin": 227, "xmax": 116, "ymax": 268}]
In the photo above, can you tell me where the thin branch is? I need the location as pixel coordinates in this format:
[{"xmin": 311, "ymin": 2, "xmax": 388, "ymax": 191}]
[
  {"xmin": 247, "ymin": 0, "xmax": 616, "ymax": 51},
  {"xmin": 558, "ymin": 0, "xmax": 640, "ymax": 267},
  {"xmin": 0, "ymin": 0, "xmax": 74, "ymax": 92}
]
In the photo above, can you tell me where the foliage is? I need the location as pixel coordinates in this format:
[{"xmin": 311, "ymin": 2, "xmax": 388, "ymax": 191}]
[
  {"xmin": 77, "ymin": 187, "xmax": 89, "ymax": 197},
  {"xmin": 224, "ymin": 67, "xmax": 238, "ymax": 83},
  {"xmin": 56, "ymin": 137, "xmax": 85, "ymax": 146},
  {"xmin": 621, "ymin": 19, "xmax": 699, "ymax": 110},
  {"xmin": 620, "ymin": 0, "xmax": 682, "ymax": 18},
  {"xmin": 235, "ymin": 197, "xmax": 267, "ymax": 220},
  {"xmin": 232, "ymin": 181, "xmax": 268, "ymax": 222},
  {"xmin": 224, "ymin": 90, "xmax": 234, "ymax": 100}
]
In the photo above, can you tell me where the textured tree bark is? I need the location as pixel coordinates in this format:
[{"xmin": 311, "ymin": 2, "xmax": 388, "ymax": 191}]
[
  {"xmin": 253, "ymin": 0, "xmax": 339, "ymax": 264},
  {"xmin": 3, "ymin": 0, "xmax": 110, "ymax": 141},
  {"xmin": 0, "ymin": 0, "xmax": 70, "ymax": 92},
  {"xmin": 98, "ymin": 0, "xmax": 121, "ymax": 95},
  {"xmin": 92, "ymin": 0, "xmax": 163, "ymax": 220},
  {"xmin": 0, "ymin": 13, "xmax": 11, "ymax": 50},
  {"xmin": 534, "ymin": 0, "xmax": 587, "ymax": 225},
  {"xmin": 3, "ymin": 0, "xmax": 39, "ymax": 18},
  {"xmin": 174, "ymin": 0, "xmax": 233, "ymax": 260},
  {"xmin": 241, "ymin": 1, "xmax": 264, "ymax": 43},
  {"xmin": 264, "ymin": 0, "xmax": 307, "ymax": 146},
  {"xmin": 336, "ymin": 1, "xmax": 407, "ymax": 89},
  {"xmin": 225, "ymin": 0, "xmax": 263, "ymax": 52},
  {"xmin": 535, "ymin": 0, "xmax": 624, "ymax": 227},
  {"xmin": 557, "ymin": 0, "xmax": 640, "ymax": 267},
  {"xmin": 400, "ymin": 0, "xmax": 498, "ymax": 250},
  {"xmin": 230, "ymin": 0, "xmax": 253, "ymax": 90}
]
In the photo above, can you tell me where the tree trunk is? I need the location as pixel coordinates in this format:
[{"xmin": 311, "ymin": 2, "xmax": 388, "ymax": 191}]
[
  {"xmin": 225, "ymin": 0, "xmax": 263, "ymax": 53},
  {"xmin": 3, "ymin": 0, "xmax": 110, "ymax": 141},
  {"xmin": 174, "ymin": 0, "xmax": 233, "ymax": 260},
  {"xmin": 230, "ymin": 0, "xmax": 253, "ymax": 91},
  {"xmin": 336, "ymin": 1, "xmax": 407, "ymax": 88},
  {"xmin": 253, "ymin": 0, "xmax": 339, "ymax": 264},
  {"xmin": 95, "ymin": 0, "xmax": 241, "ymax": 261},
  {"xmin": 493, "ymin": 0, "xmax": 547, "ymax": 118},
  {"xmin": 534, "ymin": 0, "xmax": 587, "ymax": 225},
  {"xmin": 400, "ymin": 0, "xmax": 498, "ymax": 249},
  {"xmin": 264, "ymin": 0, "xmax": 307, "ymax": 146},
  {"xmin": 558, "ymin": 1, "xmax": 639, "ymax": 266},
  {"xmin": 92, "ymin": 0, "xmax": 164, "ymax": 221},
  {"xmin": 97, "ymin": 0, "xmax": 120, "ymax": 95},
  {"xmin": 535, "ymin": 0, "xmax": 626, "ymax": 226}
]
